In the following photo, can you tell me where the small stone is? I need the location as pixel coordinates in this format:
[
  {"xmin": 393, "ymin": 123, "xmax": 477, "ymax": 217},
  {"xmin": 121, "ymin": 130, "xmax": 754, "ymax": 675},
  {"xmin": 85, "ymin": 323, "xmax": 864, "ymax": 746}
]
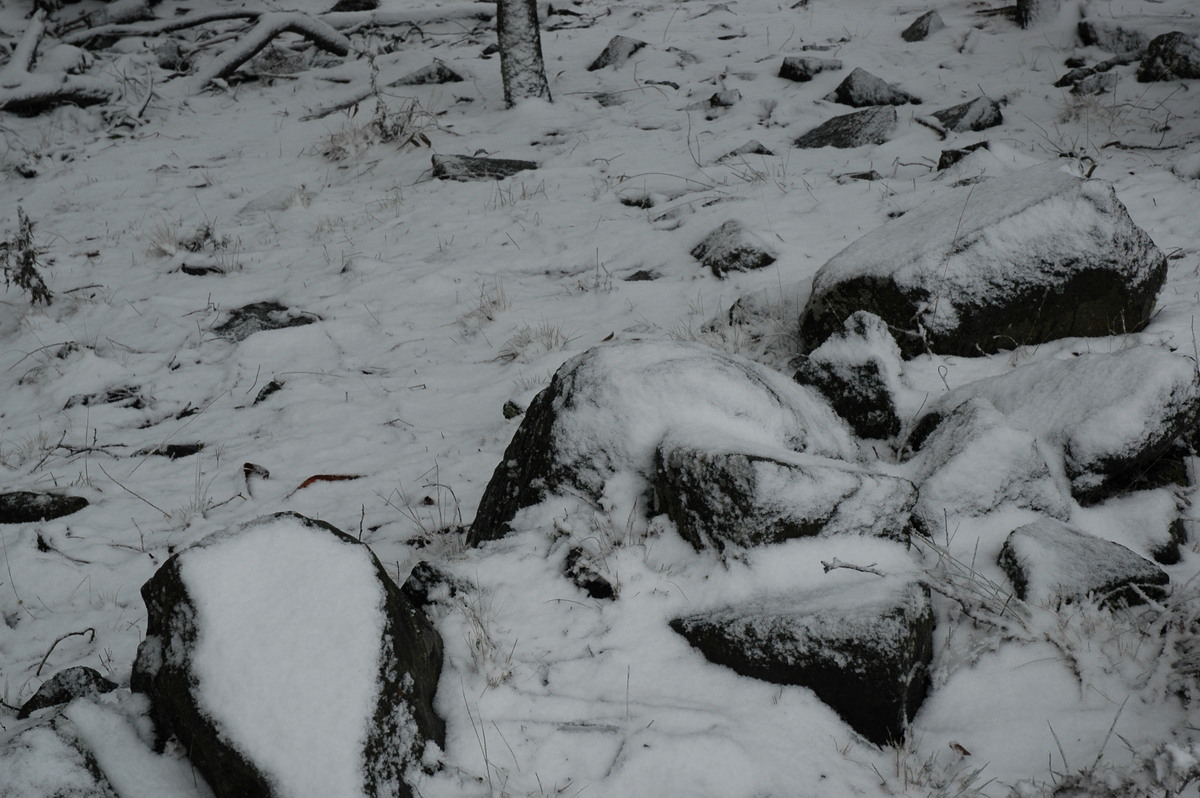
[
  {"xmin": 18, "ymin": 667, "xmax": 117, "ymax": 719},
  {"xmin": 901, "ymin": 11, "xmax": 945, "ymax": 42},
  {"xmin": 690, "ymin": 220, "xmax": 777, "ymax": 277},
  {"xmin": 432, "ymin": 153, "xmax": 538, "ymax": 181},
  {"xmin": 823, "ymin": 68, "xmax": 919, "ymax": 107},
  {"xmin": 587, "ymin": 35, "xmax": 648, "ymax": 71},
  {"xmin": 929, "ymin": 96, "xmax": 1003, "ymax": 133},
  {"xmin": 0, "ymin": 492, "xmax": 88, "ymax": 524},
  {"xmin": 779, "ymin": 56, "xmax": 842, "ymax": 82}
]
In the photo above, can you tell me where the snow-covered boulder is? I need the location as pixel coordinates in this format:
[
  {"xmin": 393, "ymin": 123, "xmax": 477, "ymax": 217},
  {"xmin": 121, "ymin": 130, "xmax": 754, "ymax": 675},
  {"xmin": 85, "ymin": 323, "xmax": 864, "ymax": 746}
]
[
  {"xmin": 690, "ymin": 219, "xmax": 777, "ymax": 277},
  {"xmin": 467, "ymin": 341, "xmax": 856, "ymax": 546},
  {"xmin": 131, "ymin": 512, "xmax": 445, "ymax": 798},
  {"xmin": 799, "ymin": 165, "xmax": 1168, "ymax": 358},
  {"xmin": 901, "ymin": 11, "xmax": 945, "ymax": 42},
  {"xmin": 671, "ymin": 577, "xmax": 934, "ymax": 746},
  {"xmin": 17, "ymin": 667, "xmax": 117, "ymax": 720},
  {"xmin": 906, "ymin": 346, "xmax": 1200, "ymax": 505},
  {"xmin": 909, "ymin": 398, "xmax": 1071, "ymax": 531},
  {"xmin": 654, "ymin": 440, "xmax": 915, "ymax": 551},
  {"xmin": 778, "ymin": 55, "xmax": 842, "ymax": 82},
  {"xmin": 793, "ymin": 106, "xmax": 897, "ymax": 149},
  {"xmin": 927, "ymin": 96, "xmax": 1003, "ymax": 133},
  {"xmin": 794, "ymin": 311, "xmax": 904, "ymax": 439},
  {"xmin": 586, "ymin": 35, "xmax": 648, "ymax": 70},
  {"xmin": 0, "ymin": 720, "xmax": 119, "ymax": 798},
  {"xmin": 998, "ymin": 519, "xmax": 1169, "ymax": 607},
  {"xmin": 1137, "ymin": 31, "xmax": 1200, "ymax": 82},
  {"xmin": 823, "ymin": 67, "xmax": 919, "ymax": 107}
]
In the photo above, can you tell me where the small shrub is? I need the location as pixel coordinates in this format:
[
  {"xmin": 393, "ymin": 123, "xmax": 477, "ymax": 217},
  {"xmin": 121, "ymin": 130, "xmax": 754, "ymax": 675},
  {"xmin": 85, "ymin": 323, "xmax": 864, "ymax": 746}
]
[{"xmin": 1, "ymin": 207, "xmax": 51, "ymax": 305}]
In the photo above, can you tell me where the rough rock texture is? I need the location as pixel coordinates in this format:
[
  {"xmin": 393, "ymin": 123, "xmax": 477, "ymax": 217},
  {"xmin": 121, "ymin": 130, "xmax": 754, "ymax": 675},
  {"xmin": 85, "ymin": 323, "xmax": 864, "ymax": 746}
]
[
  {"xmin": 213, "ymin": 301, "xmax": 318, "ymax": 342},
  {"xmin": 432, "ymin": 153, "xmax": 538, "ymax": 181},
  {"xmin": 720, "ymin": 139, "xmax": 775, "ymax": 159},
  {"xmin": 131, "ymin": 512, "xmax": 445, "ymax": 798},
  {"xmin": 909, "ymin": 398, "xmax": 1070, "ymax": 533},
  {"xmin": 794, "ymin": 311, "xmax": 904, "ymax": 440},
  {"xmin": 929, "ymin": 96, "xmax": 1003, "ymax": 133},
  {"xmin": 18, "ymin": 667, "xmax": 117, "ymax": 720},
  {"xmin": 779, "ymin": 56, "xmax": 842, "ymax": 82},
  {"xmin": 671, "ymin": 578, "xmax": 934, "ymax": 746},
  {"xmin": 905, "ymin": 346, "xmax": 1200, "ymax": 505},
  {"xmin": 654, "ymin": 443, "xmax": 915, "ymax": 551},
  {"xmin": 1054, "ymin": 54, "xmax": 1137, "ymax": 90},
  {"xmin": 1072, "ymin": 71, "xmax": 1120, "ymax": 95},
  {"xmin": 794, "ymin": 106, "xmax": 897, "ymax": 149},
  {"xmin": 799, "ymin": 165, "xmax": 1168, "ymax": 358},
  {"xmin": 690, "ymin": 219, "xmax": 777, "ymax": 277},
  {"xmin": 937, "ymin": 141, "xmax": 990, "ymax": 170},
  {"xmin": 0, "ymin": 491, "xmax": 88, "ymax": 523},
  {"xmin": 902, "ymin": 11, "xmax": 945, "ymax": 42},
  {"xmin": 1137, "ymin": 31, "xmax": 1200, "ymax": 82},
  {"xmin": 823, "ymin": 67, "xmax": 919, "ymax": 107},
  {"xmin": 999, "ymin": 519, "xmax": 1169, "ymax": 607},
  {"xmin": 467, "ymin": 341, "xmax": 856, "ymax": 546},
  {"xmin": 564, "ymin": 547, "xmax": 617, "ymax": 600},
  {"xmin": 587, "ymin": 35, "xmax": 648, "ymax": 70}
]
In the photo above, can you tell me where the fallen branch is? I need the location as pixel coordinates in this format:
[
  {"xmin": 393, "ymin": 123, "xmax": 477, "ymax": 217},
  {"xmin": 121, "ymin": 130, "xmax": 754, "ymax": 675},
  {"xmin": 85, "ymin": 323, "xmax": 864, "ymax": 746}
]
[
  {"xmin": 320, "ymin": 4, "xmax": 495, "ymax": 30},
  {"xmin": 36, "ymin": 627, "xmax": 96, "ymax": 676},
  {"xmin": 0, "ymin": 12, "xmax": 117, "ymax": 116},
  {"xmin": 54, "ymin": 0, "xmax": 157, "ymax": 38},
  {"xmin": 62, "ymin": 9, "xmax": 264, "ymax": 48},
  {"xmin": 821, "ymin": 558, "xmax": 885, "ymax": 577},
  {"xmin": 189, "ymin": 12, "xmax": 352, "ymax": 94}
]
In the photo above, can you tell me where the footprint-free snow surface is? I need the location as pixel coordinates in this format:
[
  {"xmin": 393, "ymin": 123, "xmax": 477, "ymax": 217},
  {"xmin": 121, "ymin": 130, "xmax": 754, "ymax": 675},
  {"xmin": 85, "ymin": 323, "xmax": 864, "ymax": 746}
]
[{"xmin": 4, "ymin": 0, "xmax": 1200, "ymax": 796}]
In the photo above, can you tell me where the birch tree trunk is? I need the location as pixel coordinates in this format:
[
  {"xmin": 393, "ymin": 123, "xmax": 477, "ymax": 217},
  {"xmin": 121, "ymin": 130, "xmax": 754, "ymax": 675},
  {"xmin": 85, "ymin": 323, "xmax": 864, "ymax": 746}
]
[{"xmin": 497, "ymin": 0, "xmax": 551, "ymax": 106}]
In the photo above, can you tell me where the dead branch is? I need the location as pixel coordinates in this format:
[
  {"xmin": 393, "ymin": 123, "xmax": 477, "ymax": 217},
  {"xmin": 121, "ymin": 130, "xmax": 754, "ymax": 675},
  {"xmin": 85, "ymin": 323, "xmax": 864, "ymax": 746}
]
[
  {"xmin": 36, "ymin": 627, "xmax": 96, "ymax": 676},
  {"xmin": 54, "ymin": 0, "xmax": 156, "ymax": 38},
  {"xmin": 320, "ymin": 3, "xmax": 495, "ymax": 30},
  {"xmin": 1, "ymin": 11, "xmax": 47, "ymax": 84},
  {"xmin": 821, "ymin": 558, "xmax": 886, "ymax": 576},
  {"xmin": 0, "ymin": 12, "xmax": 118, "ymax": 116},
  {"xmin": 62, "ymin": 10, "xmax": 264, "ymax": 48},
  {"xmin": 189, "ymin": 12, "xmax": 352, "ymax": 94}
]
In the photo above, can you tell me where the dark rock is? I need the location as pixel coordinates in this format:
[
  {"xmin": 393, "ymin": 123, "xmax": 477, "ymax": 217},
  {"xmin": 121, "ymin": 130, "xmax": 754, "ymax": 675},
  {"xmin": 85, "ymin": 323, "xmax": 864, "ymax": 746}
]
[
  {"xmin": 685, "ymin": 90, "xmax": 741, "ymax": 119},
  {"xmin": 564, "ymin": 547, "xmax": 617, "ymax": 600},
  {"xmin": 902, "ymin": 11, "xmax": 945, "ymax": 42},
  {"xmin": 999, "ymin": 519, "xmax": 1169, "ymax": 607},
  {"xmin": 937, "ymin": 141, "xmax": 990, "ymax": 170},
  {"xmin": 253, "ymin": 379, "xmax": 284, "ymax": 405},
  {"xmin": 390, "ymin": 61, "xmax": 464, "ymax": 86},
  {"xmin": 720, "ymin": 139, "xmax": 775, "ymax": 160},
  {"xmin": 654, "ymin": 442, "xmax": 915, "ymax": 551},
  {"xmin": 799, "ymin": 165, "xmax": 1168, "ymax": 358},
  {"xmin": 432, "ymin": 153, "xmax": 538, "ymax": 181},
  {"xmin": 1072, "ymin": 71, "xmax": 1120, "ymax": 95},
  {"xmin": 64, "ymin": 385, "xmax": 149, "ymax": 410},
  {"xmin": 823, "ymin": 68, "xmax": 919, "ymax": 107},
  {"xmin": 624, "ymin": 269, "xmax": 657, "ymax": 281},
  {"xmin": 928, "ymin": 96, "xmax": 1002, "ymax": 133},
  {"xmin": 778, "ymin": 56, "xmax": 842, "ymax": 82},
  {"xmin": 213, "ymin": 301, "xmax": 318, "ymax": 342},
  {"xmin": 466, "ymin": 341, "xmax": 855, "ymax": 546},
  {"xmin": 1137, "ymin": 31, "xmax": 1200, "ymax": 82},
  {"xmin": 1017, "ymin": 0, "xmax": 1060, "ymax": 28},
  {"xmin": 587, "ymin": 35, "xmax": 648, "ymax": 71},
  {"xmin": 908, "ymin": 398, "xmax": 1070, "ymax": 532},
  {"xmin": 691, "ymin": 220, "xmax": 777, "ymax": 277},
  {"xmin": 671, "ymin": 578, "xmax": 934, "ymax": 746},
  {"xmin": 794, "ymin": 311, "xmax": 903, "ymax": 440},
  {"xmin": 1054, "ymin": 54, "xmax": 1137, "ymax": 89},
  {"xmin": 330, "ymin": 0, "xmax": 378, "ymax": 10},
  {"xmin": 135, "ymin": 443, "xmax": 205, "ymax": 460},
  {"xmin": 1078, "ymin": 19, "xmax": 1152, "ymax": 53},
  {"xmin": 0, "ymin": 492, "xmax": 88, "ymax": 524},
  {"xmin": 131, "ymin": 512, "xmax": 445, "ymax": 798},
  {"xmin": 17, "ymin": 667, "xmax": 118, "ymax": 720},
  {"xmin": 401, "ymin": 560, "xmax": 464, "ymax": 607},
  {"xmin": 502, "ymin": 400, "xmax": 523, "ymax": 419},
  {"xmin": 905, "ymin": 346, "xmax": 1200, "ymax": 505},
  {"xmin": 794, "ymin": 106, "xmax": 897, "ymax": 149},
  {"xmin": 835, "ymin": 170, "xmax": 884, "ymax": 183}
]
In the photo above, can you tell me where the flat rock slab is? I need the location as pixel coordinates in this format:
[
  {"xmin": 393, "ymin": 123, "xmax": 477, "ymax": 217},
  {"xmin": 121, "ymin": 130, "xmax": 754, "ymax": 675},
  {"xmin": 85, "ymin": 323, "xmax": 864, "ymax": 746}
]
[
  {"xmin": 799, "ymin": 164, "xmax": 1167, "ymax": 358},
  {"xmin": 794, "ymin": 311, "xmax": 904, "ymax": 440},
  {"xmin": 794, "ymin": 106, "xmax": 897, "ymax": 149},
  {"xmin": 902, "ymin": 11, "xmax": 945, "ymax": 42},
  {"xmin": 0, "ymin": 491, "xmax": 88, "ymax": 523},
  {"xmin": 690, "ymin": 219, "xmax": 776, "ymax": 277},
  {"xmin": 823, "ymin": 67, "xmax": 919, "ymax": 107},
  {"xmin": 432, "ymin": 153, "xmax": 538, "ymax": 181},
  {"xmin": 671, "ymin": 578, "xmax": 934, "ymax": 746},
  {"xmin": 906, "ymin": 346, "xmax": 1200, "ymax": 505},
  {"xmin": 18, "ymin": 666, "xmax": 117, "ymax": 719},
  {"xmin": 999, "ymin": 518, "xmax": 1169, "ymax": 607},
  {"xmin": 213, "ymin": 301, "xmax": 318, "ymax": 342},
  {"xmin": 779, "ymin": 56, "xmax": 842, "ymax": 82},
  {"xmin": 131, "ymin": 512, "xmax": 445, "ymax": 798},
  {"xmin": 467, "ymin": 341, "xmax": 855, "ymax": 545},
  {"xmin": 654, "ymin": 442, "xmax": 915, "ymax": 551}
]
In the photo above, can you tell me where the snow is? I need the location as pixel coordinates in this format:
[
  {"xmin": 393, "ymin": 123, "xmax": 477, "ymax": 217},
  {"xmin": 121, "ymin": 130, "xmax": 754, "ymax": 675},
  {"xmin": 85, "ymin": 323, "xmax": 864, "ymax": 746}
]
[
  {"xmin": 2, "ymin": 0, "xmax": 1200, "ymax": 795},
  {"xmin": 182, "ymin": 515, "xmax": 385, "ymax": 798}
]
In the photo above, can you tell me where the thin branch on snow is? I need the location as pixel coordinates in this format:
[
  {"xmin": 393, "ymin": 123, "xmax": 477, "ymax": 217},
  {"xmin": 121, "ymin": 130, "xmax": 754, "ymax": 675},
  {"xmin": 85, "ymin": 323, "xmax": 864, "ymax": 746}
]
[
  {"xmin": 188, "ymin": 12, "xmax": 352, "ymax": 95},
  {"xmin": 62, "ymin": 10, "xmax": 265, "ymax": 48},
  {"xmin": 820, "ymin": 558, "xmax": 886, "ymax": 577},
  {"xmin": 320, "ymin": 4, "xmax": 496, "ymax": 30}
]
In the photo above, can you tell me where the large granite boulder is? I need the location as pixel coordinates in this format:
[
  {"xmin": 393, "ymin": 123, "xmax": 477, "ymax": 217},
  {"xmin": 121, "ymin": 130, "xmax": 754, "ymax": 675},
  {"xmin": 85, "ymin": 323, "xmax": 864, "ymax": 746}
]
[
  {"xmin": 999, "ymin": 519, "xmax": 1169, "ymax": 607},
  {"xmin": 671, "ymin": 577, "xmax": 934, "ymax": 746},
  {"xmin": 1137, "ymin": 31, "xmax": 1200, "ymax": 82},
  {"xmin": 794, "ymin": 311, "xmax": 904, "ymax": 440},
  {"xmin": 467, "ymin": 341, "xmax": 856, "ymax": 546},
  {"xmin": 905, "ymin": 346, "xmax": 1200, "ymax": 505},
  {"xmin": 654, "ymin": 440, "xmax": 915, "ymax": 551},
  {"xmin": 908, "ymin": 398, "xmax": 1071, "ymax": 532},
  {"xmin": 131, "ymin": 512, "xmax": 445, "ymax": 798},
  {"xmin": 799, "ymin": 165, "xmax": 1168, "ymax": 358}
]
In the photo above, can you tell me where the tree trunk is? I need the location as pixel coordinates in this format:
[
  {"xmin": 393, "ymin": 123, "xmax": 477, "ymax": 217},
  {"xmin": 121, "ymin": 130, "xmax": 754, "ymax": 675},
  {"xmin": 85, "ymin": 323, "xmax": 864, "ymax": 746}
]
[{"xmin": 496, "ymin": 0, "xmax": 551, "ymax": 106}]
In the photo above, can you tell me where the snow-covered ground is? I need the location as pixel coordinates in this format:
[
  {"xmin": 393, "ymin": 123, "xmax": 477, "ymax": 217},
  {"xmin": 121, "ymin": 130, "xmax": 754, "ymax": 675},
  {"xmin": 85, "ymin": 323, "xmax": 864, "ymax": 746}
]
[{"xmin": 2, "ymin": 0, "xmax": 1200, "ymax": 795}]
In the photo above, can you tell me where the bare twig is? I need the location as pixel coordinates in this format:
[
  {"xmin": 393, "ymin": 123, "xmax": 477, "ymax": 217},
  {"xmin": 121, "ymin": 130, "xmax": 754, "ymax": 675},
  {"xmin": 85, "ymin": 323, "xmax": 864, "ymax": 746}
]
[{"xmin": 36, "ymin": 627, "xmax": 96, "ymax": 676}]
